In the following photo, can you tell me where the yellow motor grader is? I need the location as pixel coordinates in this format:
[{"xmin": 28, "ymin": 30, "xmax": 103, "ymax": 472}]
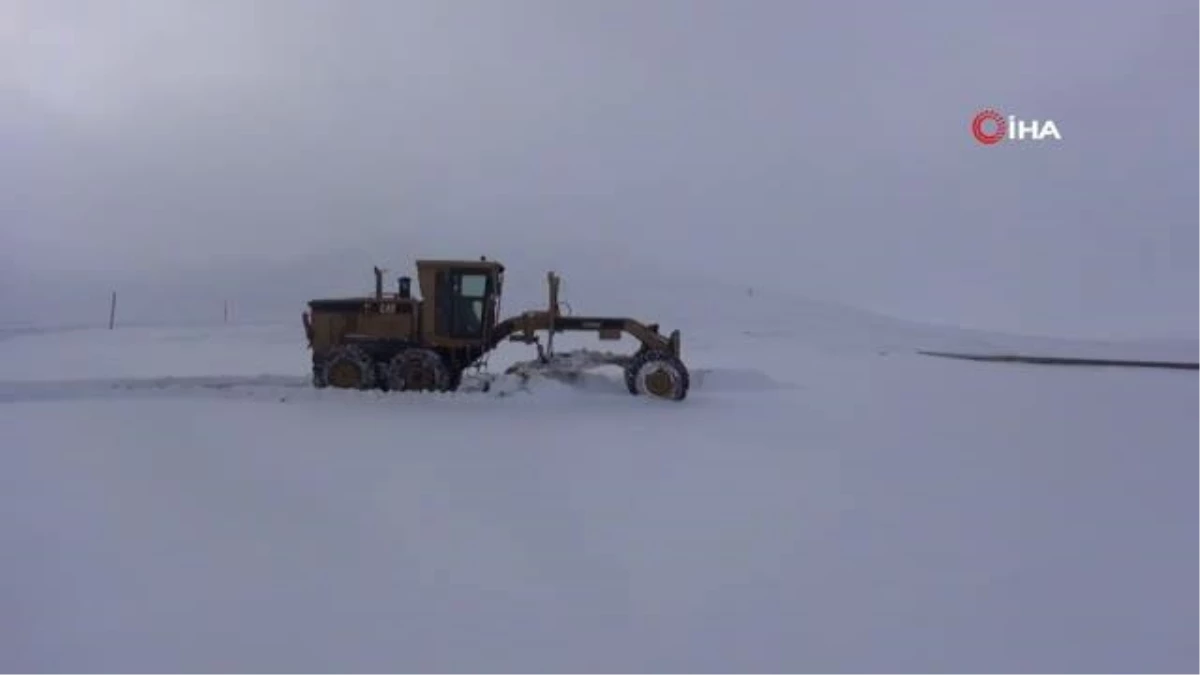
[{"xmin": 301, "ymin": 258, "xmax": 690, "ymax": 401}]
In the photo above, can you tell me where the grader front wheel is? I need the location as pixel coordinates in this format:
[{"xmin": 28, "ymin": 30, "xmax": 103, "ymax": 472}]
[{"xmin": 624, "ymin": 350, "xmax": 690, "ymax": 401}]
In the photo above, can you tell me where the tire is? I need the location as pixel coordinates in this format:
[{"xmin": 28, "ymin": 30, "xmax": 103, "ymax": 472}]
[
  {"xmin": 624, "ymin": 350, "xmax": 690, "ymax": 401},
  {"xmin": 312, "ymin": 354, "xmax": 329, "ymax": 388},
  {"xmin": 321, "ymin": 345, "xmax": 376, "ymax": 390},
  {"xmin": 386, "ymin": 349, "xmax": 452, "ymax": 392}
]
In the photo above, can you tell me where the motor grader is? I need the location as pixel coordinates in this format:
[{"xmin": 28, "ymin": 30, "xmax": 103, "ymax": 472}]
[{"xmin": 301, "ymin": 258, "xmax": 690, "ymax": 401}]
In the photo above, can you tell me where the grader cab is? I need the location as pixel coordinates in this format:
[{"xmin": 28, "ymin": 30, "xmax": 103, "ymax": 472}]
[{"xmin": 302, "ymin": 258, "xmax": 690, "ymax": 400}]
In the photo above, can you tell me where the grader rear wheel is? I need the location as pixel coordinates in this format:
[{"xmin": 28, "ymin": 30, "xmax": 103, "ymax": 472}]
[
  {"xmin": 386, "ymin": 349, "xmax": 453, "ymax": 392},
  {"xmin": 311, "ymin": 355, "xmax": 329, "ymax": 388},
  {"xmin": 322, "ymin": 345, "xmax": 376, "ymax": 390},
  {"xmin": 624, "ymin": 349, "xmax": 690, "ymax": 401}
]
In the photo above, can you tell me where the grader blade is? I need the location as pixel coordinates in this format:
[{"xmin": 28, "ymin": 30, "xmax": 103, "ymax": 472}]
[{"xmin": 505, "ymin": 349, "xmax": 632, "ymax": 383}]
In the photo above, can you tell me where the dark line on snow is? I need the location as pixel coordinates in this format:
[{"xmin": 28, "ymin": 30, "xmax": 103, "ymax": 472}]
[{"xmin": 917, "ymin": 351, "xmax": 1199, "ymax": 371}]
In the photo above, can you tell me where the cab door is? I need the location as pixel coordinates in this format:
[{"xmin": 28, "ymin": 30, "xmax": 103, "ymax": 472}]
[{"xmin": 433, "ymin": 268, "xmax": 494, "ymax": 341}]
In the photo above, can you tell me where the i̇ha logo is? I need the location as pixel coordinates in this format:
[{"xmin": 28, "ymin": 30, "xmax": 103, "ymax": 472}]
[{"xmin": 971, "ymin": 109, "xmax": 1062, "ymax": 145}]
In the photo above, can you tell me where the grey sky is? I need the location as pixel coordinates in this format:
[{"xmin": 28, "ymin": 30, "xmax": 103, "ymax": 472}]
[{"xmin": 2, "ymin": 0, "xmax": 1196, "ymax": 338}]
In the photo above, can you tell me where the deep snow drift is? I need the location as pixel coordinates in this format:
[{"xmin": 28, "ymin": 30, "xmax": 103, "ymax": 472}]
[{"xmin": 1, "ymin": 310, "xmax": 1196, "ymax": 672}]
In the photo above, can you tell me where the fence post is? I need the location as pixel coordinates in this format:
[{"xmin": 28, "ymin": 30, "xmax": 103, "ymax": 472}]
[{"xmin": 108, "ymin": 291, "xmax": 117, "ymax": 329}]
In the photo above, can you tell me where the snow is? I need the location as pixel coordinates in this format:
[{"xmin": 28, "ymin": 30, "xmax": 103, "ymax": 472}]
[{"xmin": 1, "ymin": 313, "xmax": 1196, "ymax": 672}]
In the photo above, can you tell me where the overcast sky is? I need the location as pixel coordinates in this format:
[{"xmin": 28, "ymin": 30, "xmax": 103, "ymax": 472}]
[{"xmin": 1, "ymin": 0, "xmax": 1196, "ymax": 338}]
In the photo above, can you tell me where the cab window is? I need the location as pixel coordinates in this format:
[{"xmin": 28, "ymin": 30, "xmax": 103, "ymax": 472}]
[{"xmin": 460, "ymin": 274, "xmax": 488, "ymax": 298}]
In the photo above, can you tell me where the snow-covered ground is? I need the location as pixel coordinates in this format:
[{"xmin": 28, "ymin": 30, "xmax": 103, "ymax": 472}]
[{"xmin": 1, "ymin": 311, "xmax": 1196, "ymax": 672}]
